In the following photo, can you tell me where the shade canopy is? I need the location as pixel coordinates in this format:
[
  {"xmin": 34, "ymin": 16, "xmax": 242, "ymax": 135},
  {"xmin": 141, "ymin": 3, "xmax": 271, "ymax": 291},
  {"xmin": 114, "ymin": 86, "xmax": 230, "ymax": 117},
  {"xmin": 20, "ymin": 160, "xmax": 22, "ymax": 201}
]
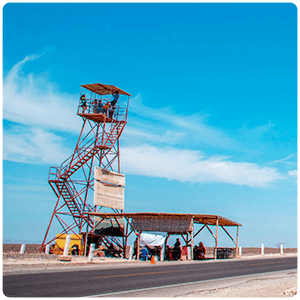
[
  {"xmin": 87, "ymin": 212, "xmax": 242, "ymax": 227},
  {"xmin": 81, "ymin": 83, "xmax": 131, "ymax": 96}
]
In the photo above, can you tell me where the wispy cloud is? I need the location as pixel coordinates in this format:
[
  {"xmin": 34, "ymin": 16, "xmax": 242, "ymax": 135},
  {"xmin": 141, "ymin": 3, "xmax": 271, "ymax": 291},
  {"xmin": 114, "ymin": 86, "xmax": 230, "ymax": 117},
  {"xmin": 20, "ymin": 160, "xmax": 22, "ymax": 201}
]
[
  {"xmin": 3, "ymin": 54, "xmax": 287, "ymax": 188},
  {"xmin": 268, "ymin": 154, "xmax": 297, "ymax": 166},
  {"xmin": 3, "ymin": 125, "xmax": 71, "ymax": 164},
  {"xmin": 288, "ymin": 170, "xmax": 297, "ymax": 177},
  {"xmin": 3, "ymin": 54, "xmax": 81, "ymax": 133},
  {"xmin": 3, "ymin": 54, "xmax": 79, "ymax": 164},
  {"xmin": 121, "ymin": 145, "xmax": 283, "ymax": 187},
  {"xmin": 127, "ymin": 95, "xmax": 242, "ymax": 150}
]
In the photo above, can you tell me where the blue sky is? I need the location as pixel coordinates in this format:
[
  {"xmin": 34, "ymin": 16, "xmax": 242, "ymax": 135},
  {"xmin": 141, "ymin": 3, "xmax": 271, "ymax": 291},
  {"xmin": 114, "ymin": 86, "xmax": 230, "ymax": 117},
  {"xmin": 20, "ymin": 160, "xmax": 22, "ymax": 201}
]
[{"xmin": 3, "ymin": 3, "xmax": 297, "ymax": 247}]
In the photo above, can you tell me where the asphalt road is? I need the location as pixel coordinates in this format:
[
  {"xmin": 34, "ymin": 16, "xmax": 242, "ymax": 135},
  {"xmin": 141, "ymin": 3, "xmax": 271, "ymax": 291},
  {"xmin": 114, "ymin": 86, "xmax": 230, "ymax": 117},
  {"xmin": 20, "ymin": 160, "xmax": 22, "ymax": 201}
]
[{"xmin": 3, "ymin": 256, "xmax": 297, "ymax": 297}]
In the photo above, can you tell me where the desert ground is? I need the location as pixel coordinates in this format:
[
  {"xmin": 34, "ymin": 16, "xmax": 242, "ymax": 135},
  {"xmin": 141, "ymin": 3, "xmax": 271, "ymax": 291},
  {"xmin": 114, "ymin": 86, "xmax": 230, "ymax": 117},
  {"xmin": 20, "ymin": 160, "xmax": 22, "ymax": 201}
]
[{"xmin": 2, "ymin": 244, "xmax": 297, "ymax": 297}]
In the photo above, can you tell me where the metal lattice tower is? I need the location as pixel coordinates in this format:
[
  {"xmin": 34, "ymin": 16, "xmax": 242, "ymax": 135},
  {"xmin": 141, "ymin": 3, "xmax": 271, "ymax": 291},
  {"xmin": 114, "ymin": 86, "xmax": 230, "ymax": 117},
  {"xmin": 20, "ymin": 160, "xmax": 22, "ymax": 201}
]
[{"xmin": 40, "ymin": 83, "xmax": 131, "ymax": 252}]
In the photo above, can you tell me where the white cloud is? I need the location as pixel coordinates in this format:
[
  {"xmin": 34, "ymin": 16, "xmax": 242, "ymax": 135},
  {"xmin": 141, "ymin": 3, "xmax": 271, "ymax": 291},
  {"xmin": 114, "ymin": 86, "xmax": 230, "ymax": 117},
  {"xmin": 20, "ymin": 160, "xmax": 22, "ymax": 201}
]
[
  {"xmin": 3, "ymin": 54, "xmax": 80, "ymax": 165},
  {"xmin": 288, "ymin": 170, "xmax": 297, "ymax": 177},
  {"xmin": 3, "ymin": 54, "xmax": 81, "ymax": 133},
  {"xmin": 269, "ymin": 154, "xmax": 297, "ymax": 166},
  {"xmin": 121, "ymin": 145, "xmax": 283, "ymax": 187},
  {"xmin": 3, "ymin": 125, "xmax": 71, "ymax": 165},
  {"xmin": 123, "ymin": 127, "xmax": 185, "ymax": 145},
  {"xmin": 2, "ymin": 55, "xmax": 287, "ymax": 188},
  {"xmin": 128, "ymin": 95, "xmax": 242, "ymax": 150}
]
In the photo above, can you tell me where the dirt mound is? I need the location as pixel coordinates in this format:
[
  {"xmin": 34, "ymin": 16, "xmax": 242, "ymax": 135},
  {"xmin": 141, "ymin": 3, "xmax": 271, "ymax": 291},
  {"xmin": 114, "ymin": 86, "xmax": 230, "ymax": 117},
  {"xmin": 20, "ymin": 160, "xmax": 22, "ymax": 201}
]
[
  {"xmin": 3, "ymin": 252, "xmax": 59, "ymax": 261},
  {"xmin": 3, "ymin": 244, "xmax": 41, "ymax": 254}
]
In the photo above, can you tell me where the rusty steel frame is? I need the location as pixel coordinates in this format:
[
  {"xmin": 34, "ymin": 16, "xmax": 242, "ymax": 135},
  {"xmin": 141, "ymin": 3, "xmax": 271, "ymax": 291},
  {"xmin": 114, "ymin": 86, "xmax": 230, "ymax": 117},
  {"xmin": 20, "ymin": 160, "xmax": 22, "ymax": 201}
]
[{"xmin": 40, "ymin": 86, "xmax": 130, "ymax": 253}]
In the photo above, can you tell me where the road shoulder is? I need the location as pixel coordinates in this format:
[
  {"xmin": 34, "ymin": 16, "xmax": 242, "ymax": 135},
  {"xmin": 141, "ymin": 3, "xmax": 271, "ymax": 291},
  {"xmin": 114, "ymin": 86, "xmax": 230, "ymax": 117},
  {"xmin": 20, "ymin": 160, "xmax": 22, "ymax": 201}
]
[{"xmin": 89, "ymin": 270, "xmax": 297, "ymax": 298}]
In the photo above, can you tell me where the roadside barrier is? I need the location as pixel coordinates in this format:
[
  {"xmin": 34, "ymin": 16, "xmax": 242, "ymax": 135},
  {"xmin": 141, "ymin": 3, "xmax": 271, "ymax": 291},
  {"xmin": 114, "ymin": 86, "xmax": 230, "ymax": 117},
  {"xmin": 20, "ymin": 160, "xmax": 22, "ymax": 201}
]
[{"xmin": 20, "ymin": 244, "xmax": 26, "ymax": 254}]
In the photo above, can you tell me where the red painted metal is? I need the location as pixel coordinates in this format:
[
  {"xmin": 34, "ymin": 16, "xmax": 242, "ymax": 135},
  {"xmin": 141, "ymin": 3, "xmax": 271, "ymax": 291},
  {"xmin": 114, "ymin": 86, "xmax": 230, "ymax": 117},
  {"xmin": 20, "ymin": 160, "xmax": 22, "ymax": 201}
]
[{"xmin": 40, "ymin": 85, "xmax": 130, "ymax": 252}]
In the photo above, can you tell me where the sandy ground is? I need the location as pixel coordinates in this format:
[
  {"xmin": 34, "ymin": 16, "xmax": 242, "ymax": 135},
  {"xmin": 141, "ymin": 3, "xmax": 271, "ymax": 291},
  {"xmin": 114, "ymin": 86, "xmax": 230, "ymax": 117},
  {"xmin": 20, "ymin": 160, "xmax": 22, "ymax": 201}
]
[
  {"xmin": 181, "ymin": 270, "xmax": 297, "ymax": 298},
  {"xmin": 96, "ymin": 270, "xmax": 297, "ymax": 298},
  {"xmin": 2, "ymin": 245, "xmax": 298, "ymax": 297}
]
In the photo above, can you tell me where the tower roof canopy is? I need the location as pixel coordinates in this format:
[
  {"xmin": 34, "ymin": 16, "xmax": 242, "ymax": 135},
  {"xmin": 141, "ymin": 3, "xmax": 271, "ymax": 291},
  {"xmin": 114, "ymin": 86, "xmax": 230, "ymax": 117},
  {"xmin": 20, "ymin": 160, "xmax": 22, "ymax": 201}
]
[{"xmin": 81, "ymin": 83, "xmax": 131, "ymax": 96}]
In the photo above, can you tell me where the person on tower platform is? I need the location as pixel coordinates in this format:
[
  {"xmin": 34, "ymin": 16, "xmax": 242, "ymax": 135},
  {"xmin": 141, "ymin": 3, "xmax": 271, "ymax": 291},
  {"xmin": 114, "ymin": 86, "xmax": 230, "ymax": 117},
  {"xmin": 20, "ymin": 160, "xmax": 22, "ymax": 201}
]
[
  {"xmin": 92, "ymin": 99, "xmax": 98, "ymax": 113},
  {"xmin": 109, "ymin": 106, "xmax": 116, "ymax": 118},
  {"xmin": 111, "ymin": 90, "xmax": 120, "ymax": 106},
  {"xmin": 102, "ymin": 101, "xmax": 110, "ymax": 116},
  {"xmin": 97, "ymin": 99, "xmax": 103, "ymax": 113},
  {"xmin": 80, "ymin": 94, "xmax": 87, "ymax": 113}
]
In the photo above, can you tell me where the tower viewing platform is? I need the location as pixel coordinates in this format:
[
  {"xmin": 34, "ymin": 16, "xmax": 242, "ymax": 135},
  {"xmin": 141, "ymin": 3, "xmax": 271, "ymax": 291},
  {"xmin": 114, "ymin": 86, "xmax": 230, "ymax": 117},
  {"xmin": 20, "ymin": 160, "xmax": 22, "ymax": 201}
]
[{"xmin": 77, "ymin": 83, "xmax": 131, "ymax": 123}]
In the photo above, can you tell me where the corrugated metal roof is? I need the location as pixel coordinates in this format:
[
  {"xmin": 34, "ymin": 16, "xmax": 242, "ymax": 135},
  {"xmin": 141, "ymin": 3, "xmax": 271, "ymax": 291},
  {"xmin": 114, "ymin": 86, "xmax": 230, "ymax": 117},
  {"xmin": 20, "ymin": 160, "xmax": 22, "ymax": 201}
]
[
  {"xmin": 87, "ymin": 212, "xmax": 242, "ymax": 227},
  {"xmin": 81, "ymin": 83, "xmax": 131, "ymax": 96}
]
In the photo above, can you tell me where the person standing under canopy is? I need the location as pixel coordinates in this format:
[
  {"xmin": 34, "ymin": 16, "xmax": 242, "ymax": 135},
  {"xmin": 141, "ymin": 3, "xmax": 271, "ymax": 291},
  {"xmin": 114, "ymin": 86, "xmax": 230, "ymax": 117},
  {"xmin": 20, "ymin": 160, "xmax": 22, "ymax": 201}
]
[
  {"xmin": 141, "ymin": 245, "xmax": 150, "ymax": 261},
  {"xmin": 173, "ymin": 238, "xmax": 182, "ymax": 260}
]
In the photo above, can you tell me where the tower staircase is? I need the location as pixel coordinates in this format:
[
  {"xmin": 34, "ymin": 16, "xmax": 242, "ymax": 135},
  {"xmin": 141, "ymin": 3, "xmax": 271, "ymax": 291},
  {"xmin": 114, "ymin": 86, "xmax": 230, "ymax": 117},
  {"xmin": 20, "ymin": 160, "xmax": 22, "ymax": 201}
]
[{"xmin": 48, "ymin": 114, "xmax": 127, "ymax": 229}]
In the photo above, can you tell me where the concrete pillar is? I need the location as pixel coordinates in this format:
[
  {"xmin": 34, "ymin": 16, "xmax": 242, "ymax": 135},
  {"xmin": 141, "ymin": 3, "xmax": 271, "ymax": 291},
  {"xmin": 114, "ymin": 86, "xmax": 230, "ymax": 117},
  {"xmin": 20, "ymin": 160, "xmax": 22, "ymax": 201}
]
[
  {"xmin": 239, "ymin": 246, "xmax": 242, "ymax": 257},
  {"xmin": 20, "ymin": 244, "xmax": 26, "ymax": 254},
  {"xmin": 261, "ymin": 243, "xmax": 264, "ymax": 255},
  {"xmin": 88, "ymin": 243, "xmax": 95, "ymax": 262},
  {"xmin": 187, "ymin": 246, "xmax": 191, "ymax": 260},
  {"xmin": 45, "ymin": 244, "xmax": 50, "ymax": 255},
  {"xmin": 160, "ymin": 245, "xmax": 165, "ymax": 261},
  {"xmin": 280, "ymin": 244, "xmax": 284, "ymax": 255},
  {"xmin": 63, "ymin": 235, "xmax": 71, "ymax": 256},
  {"xmin": 128, "ymin": 245, "xmax": 133, "ymax": 260}
]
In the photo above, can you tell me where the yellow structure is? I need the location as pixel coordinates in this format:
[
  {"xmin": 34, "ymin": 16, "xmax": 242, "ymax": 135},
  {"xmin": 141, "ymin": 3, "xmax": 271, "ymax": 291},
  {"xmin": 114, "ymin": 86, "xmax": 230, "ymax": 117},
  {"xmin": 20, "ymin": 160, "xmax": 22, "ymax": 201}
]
[{"xmin": 52, "ymin": 234, "xmax": 84, "ymax": 255}]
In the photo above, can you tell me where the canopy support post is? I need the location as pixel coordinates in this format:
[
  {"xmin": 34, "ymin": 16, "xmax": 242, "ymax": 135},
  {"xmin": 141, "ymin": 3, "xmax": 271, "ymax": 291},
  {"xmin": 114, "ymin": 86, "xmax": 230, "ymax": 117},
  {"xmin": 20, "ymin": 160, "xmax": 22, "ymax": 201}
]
[
  {"xmin": 236, "ymin": 225, "xmax": 240, "ymax": 258},
  {"xmin": 214, "ymin": 218, "xmax": 219, "ymax": 259},
  {"xmin": 136, "ymin": 231, "xmax": 141, "ymax": 261}
]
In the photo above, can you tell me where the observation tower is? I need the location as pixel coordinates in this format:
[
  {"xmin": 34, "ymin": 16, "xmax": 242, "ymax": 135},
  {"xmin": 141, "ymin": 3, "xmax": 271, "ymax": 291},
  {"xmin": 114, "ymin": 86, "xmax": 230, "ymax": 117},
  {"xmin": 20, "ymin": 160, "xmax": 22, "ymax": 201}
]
[{"xmin": 40, "ymin": 83, "xmax": 131, "ymax": 253}]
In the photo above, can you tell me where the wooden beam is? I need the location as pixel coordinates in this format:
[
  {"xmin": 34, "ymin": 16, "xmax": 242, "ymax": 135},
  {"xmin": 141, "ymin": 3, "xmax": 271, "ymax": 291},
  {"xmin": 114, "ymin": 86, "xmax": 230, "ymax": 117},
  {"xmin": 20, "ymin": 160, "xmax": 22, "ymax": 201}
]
[
  {"xmin": 236, "ymin": 225, "xmax": 240, "ymax": 258},
  {"xmin": 220, "ymin": 225, "xmax": 237, "ymax": 246},
  {"xmin": 205, "ymin": 224, "xmax": 216, "ymax": 240},
  {"xmin": 93, "ymin": 217, "xmax": 106, "ymax": 231},
  {"xmin": 136, "ymin": 231, "xmax": 141, "ymax": 261},
  {"xmin": 123, "ymin": 217, "xmax": 131, "ymax": 259},
  {"xmin": 186, "ymin": 230, "xmax": 194, "ymax": 244},
  {"xmin": 190, "ymin": 230, "xmax": 194, "ymax": 260},
  {"xmin": 193, "ymin": 224, "xmax": 206, "ymax": 239},
  {"xmin": 165, "ymin": 233, "xmax": 170, "ymax": 248},
  {"xmin": 214, "ymin": 218, "xmax": 219, "ymax": 259},
  {"xmin": 181, "ymin": 233, "xmax": 188, "ymax": 243},
  {"xmin": 126, "ymin": 229, "xmax": 134, "ymax": 238}
]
